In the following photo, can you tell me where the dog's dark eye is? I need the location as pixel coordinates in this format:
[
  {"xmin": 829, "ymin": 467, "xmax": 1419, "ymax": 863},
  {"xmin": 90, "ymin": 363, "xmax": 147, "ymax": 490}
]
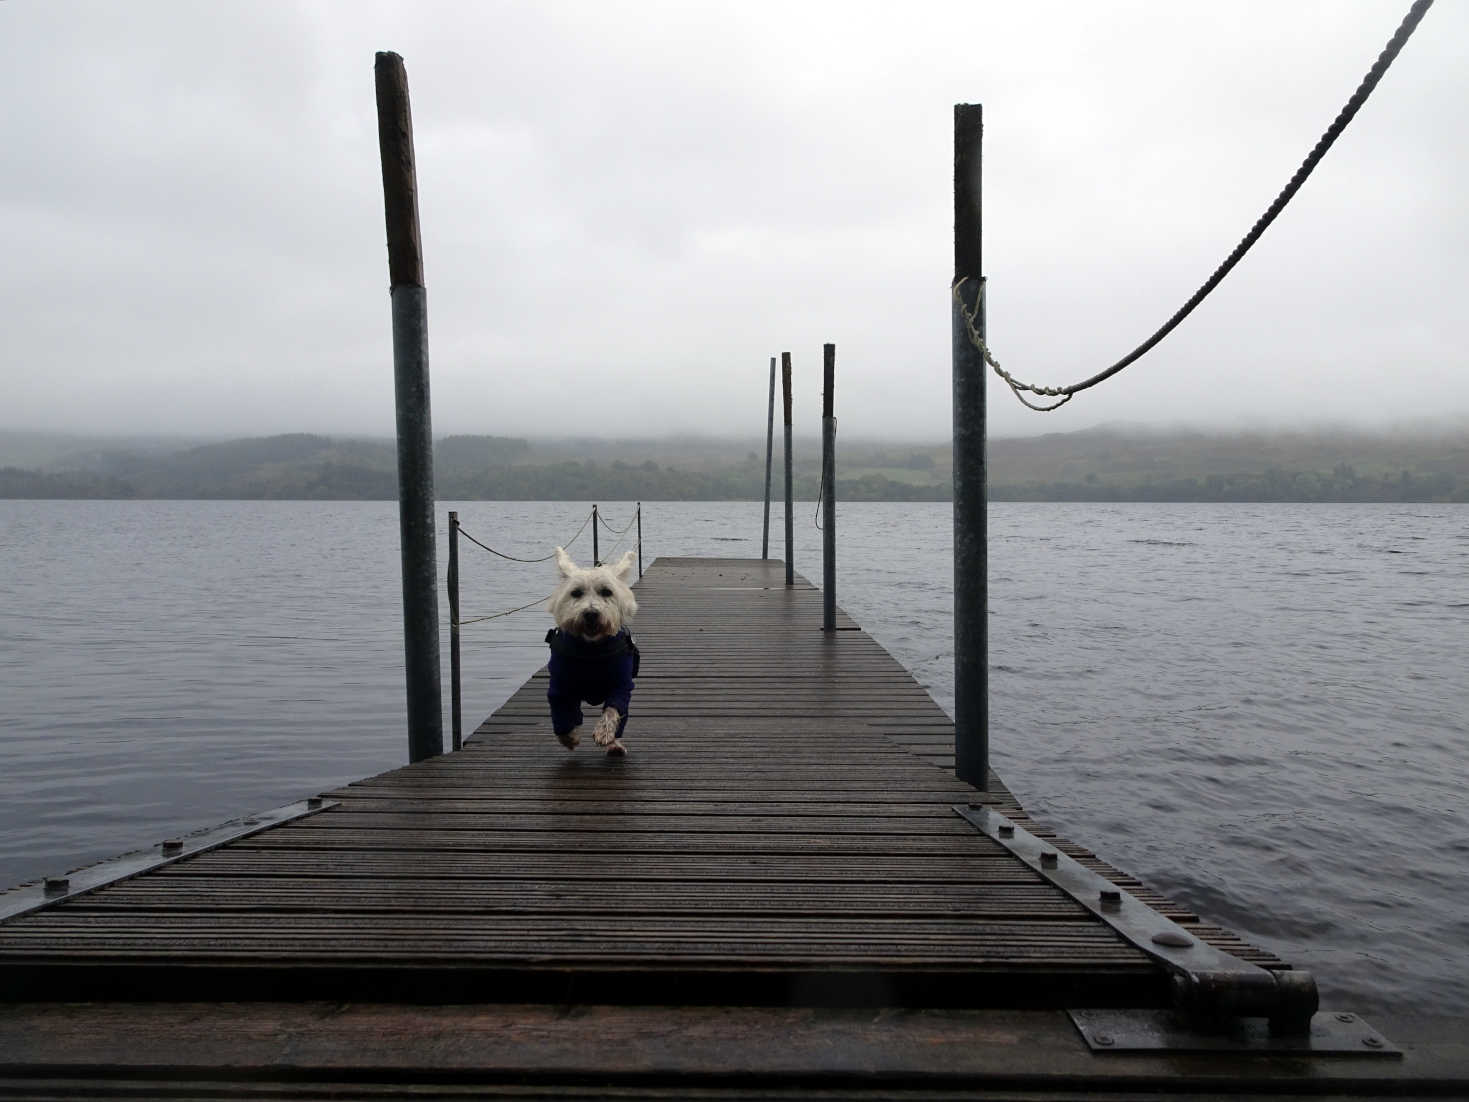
[
  {"xmin": 569, "ymin": 588, "xmax": 584, "ymax": 599},
  {"xmin": 598, "ymin": 587, "xmax": 613, "ymax": 597}
]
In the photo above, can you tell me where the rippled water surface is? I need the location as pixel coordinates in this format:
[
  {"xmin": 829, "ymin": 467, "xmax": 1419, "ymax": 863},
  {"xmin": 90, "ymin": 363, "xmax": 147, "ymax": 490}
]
[{"xmin": 1, "ymin": 499, "xmax": 1465, "ymax": 1023}]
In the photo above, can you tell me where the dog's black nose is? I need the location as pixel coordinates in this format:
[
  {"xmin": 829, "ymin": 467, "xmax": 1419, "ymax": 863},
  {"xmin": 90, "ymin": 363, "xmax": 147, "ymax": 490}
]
[{"xmin": 581, "ymin": 609, "xmax": 602, "ymax": 626}]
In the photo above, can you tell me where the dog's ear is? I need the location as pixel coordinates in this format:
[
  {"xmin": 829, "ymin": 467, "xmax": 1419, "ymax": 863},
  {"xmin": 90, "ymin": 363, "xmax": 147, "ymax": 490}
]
[
  {"xmin": 555, "ymin": 546, "xmax": 579, "ymax": 577},
  {"xmin": 610, "ymin": 549, "xmax": 636, "ymax": 580}
]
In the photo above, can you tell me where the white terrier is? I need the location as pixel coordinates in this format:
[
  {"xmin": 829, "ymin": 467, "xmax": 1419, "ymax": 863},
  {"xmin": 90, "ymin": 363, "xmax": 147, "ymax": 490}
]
[{"xmin": 544, "ymin": 547, "xmax": 639, "ymax": 755}]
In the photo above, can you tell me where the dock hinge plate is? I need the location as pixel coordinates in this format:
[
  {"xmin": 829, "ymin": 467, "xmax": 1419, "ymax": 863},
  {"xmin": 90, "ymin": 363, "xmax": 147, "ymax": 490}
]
[
  {"xmin": 1069, "ymin": 1007, "xmax": 1401, "ymax": 1056},
  {"xmin": 953, "ymin": 802, "xmax": 1325, "ymax": 1035}
]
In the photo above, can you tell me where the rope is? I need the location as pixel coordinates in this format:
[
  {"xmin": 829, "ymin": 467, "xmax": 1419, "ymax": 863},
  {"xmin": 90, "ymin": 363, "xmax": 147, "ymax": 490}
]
[
  {"xmin": 456, "ymin": 508, "xmax": 593, "ymax": 563},
  {"xmin": 597, "ymin": 509, "xmax": 638, "ymax": 537},
  {"xmin": 456, "ymin": 592, "xmax": 553, "ymax": 626},
  {"xmin": 961, "ymin": 0, "xmax": 1435, "ymax": 411},
  {"xmin": 815, "ymin": 417, "xmax": 837, "ymax": 530}
]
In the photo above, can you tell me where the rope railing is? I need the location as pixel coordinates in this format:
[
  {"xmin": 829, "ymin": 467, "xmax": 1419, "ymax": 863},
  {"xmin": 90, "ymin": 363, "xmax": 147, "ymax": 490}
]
[
  {"xmin": 597, "ymin": 509, "xmax": 638, "ymax": 538},
  {"xmin": 455, "ymin": 508, "xmax": 593, "ymax": 563},
  {"xmin": 456, "ymin": 592, "xmax": 555, "ymax": 627},
  {"xmin": 962, "ymin": 0, "xmax": 1434, "ymax": 412}
]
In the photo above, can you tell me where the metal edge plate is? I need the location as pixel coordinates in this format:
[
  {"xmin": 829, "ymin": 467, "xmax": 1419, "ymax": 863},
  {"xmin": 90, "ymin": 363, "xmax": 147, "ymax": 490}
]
[
  {"xmin": 1069, "ymin": 1008, "xmax": 1402, "ymax": 1057},
  {"xmin": 0, "ymin": 796, "xmax": 339, "ymax": 922}
]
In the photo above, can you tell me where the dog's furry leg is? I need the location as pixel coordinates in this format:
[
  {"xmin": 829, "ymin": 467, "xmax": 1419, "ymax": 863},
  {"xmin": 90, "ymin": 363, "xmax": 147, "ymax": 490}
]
[
  {"xmin": 556, "ymin": 730, "xmax": 579, "ymax": 750},
  {"xmin": 592, "ymin": 706, "xmax": 624, "ymax": 750}
]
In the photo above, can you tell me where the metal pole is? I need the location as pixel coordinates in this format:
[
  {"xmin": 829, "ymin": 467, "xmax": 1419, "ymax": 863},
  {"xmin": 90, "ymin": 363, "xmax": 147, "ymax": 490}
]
[
  {"xmin": 375, "ymin": 51, "xmax": 442, "ymax": 764},
  {"xmin": 592, "ymin": 503, "xmax": 600, "ymax": 566},
  {"xmin": 953, "ymin": 103, "xmax": 988, "ymax": 790},
  {"xmin": 821, "ymin": 343, "xmax": 836, "ymax": 632},
  {"xmin": 782, "ymin": 352, "xmax": 794, "ymax": 587},
  {"xmin": 448, "ymin": 511, "xmax": 461, "ymax": 752},
  {"xmin": 762, "ymin": 355, "xmax": 776, "ymax": 558},
  {"xmin": 636, "ymin": 502, "xmax": 643, "ymax": 578}
]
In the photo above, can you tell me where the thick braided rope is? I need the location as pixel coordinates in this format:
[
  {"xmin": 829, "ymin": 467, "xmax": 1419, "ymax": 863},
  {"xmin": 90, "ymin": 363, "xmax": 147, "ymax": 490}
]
[{"xmin": 965, "ymin": 0, "xmax": 1434, "ymax": 410}]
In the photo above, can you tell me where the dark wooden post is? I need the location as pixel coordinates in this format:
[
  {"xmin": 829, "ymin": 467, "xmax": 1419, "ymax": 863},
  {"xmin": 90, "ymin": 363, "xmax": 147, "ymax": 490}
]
[
  {"xmin": 821, "ymin": 343, "xmax": 836, "ymax": 632},
  {"xmin": 953, "ymin": 103, "xmax": 989, "ymax": 790},
  {"xmin": 375, "ymin": 51, "xmax": 442, "ymax": 764},
  {"xmin": 447, "ymin": 511, "xmax": 461, "ymax": 752},
  {"xmin": 762, "ymin": 356, "xmax": 776, "ymax": 558},
  {"xmin": 636, "ymin": 502, "xmax": 643, "ymax": 578},
  {"xmin": 782, "ymin": 352, "xmax": 794, "ymax": 587},
  {"xmin": 592, "ymin": 504, "xmax": 600, "ymax": 566}
]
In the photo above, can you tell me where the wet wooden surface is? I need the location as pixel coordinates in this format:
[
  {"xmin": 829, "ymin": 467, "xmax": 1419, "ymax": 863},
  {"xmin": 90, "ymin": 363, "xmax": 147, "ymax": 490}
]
[
  {"xmin": 0, "ymin": 558, "xmax": 1277, "ymax": 1005},
  {"xmin": 4, "ymin": 557, "xmax": 1456, "ymax": 1097}
]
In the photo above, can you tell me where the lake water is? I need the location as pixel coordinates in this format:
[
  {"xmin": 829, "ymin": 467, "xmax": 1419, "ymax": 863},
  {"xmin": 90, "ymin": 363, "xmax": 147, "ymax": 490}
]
[{"xmin": 1, "ymin": 499, "xmax": 1465, "ymax": 1026}]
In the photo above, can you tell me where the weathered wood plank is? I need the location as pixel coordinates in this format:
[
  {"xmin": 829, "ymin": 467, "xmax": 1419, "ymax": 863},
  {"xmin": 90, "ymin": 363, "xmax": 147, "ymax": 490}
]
[{"xmin": 0, "ymin": 557, "xmax": 1285, "ymax": 1007}]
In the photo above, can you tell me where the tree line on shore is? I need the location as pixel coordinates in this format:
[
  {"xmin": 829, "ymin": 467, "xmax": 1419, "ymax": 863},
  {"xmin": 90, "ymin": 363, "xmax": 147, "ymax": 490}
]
[{"xmin": 2, "ymin": 429, "xmax": 1467, "ymax": 502}]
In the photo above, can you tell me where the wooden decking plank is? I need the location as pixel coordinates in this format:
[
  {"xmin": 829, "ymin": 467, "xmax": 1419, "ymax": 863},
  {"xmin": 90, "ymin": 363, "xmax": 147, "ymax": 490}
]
[{"xmin": 0, "ymin": 556, "xmax": 1286, "ymax": 1007}]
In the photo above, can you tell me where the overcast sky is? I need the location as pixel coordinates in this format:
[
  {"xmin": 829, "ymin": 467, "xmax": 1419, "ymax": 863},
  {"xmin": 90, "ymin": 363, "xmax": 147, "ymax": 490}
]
[{"xmin": 3, "ymin": 0, "xmax": 1464, "ymax": 442}]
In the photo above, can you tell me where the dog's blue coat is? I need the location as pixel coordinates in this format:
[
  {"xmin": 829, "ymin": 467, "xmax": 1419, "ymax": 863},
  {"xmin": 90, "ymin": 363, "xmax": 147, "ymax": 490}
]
[{"xmin": 544, "ymin": 627, "xmax": 638, "ymax": 737}]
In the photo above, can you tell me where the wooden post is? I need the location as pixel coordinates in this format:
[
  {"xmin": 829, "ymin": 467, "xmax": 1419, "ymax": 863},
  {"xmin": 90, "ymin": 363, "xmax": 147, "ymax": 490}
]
[
  {"xmin": 952, "ymin": 103, "xmax": 989, "ymax": 790},
  {"xmin": 447, "ymin": 511, "xmax": 461, "ymax": 752},
  {"xmin": 782, "ymin": 352, "xmax": 794, "ymax": 587},
  {"xmin": 762, "ymin": 356, "xmax": 776, "ymax": 559},
  {"xmin": 821, "ymin": 344, "xmax": 837, "ymax": 632},
  {"xmin": 636, "ymin": 502, "xmax": 643, "ymax": 578},
  {"xmin": 592, "ymin": 504, "xmax": 600, "ymax": 566},
  {"xmin": 375, "ymin": 51, "xmax": 443, "ymax": 764}
]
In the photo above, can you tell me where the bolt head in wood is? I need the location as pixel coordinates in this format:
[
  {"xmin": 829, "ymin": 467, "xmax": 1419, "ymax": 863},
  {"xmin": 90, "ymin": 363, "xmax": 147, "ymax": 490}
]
[
  {"xmin": 1040, "ymin": 852, "xmax": 1058, "ymax": 868},
  {"xmin": 43, "ymin": 877, "xmax": 69, "ymax": 895}
]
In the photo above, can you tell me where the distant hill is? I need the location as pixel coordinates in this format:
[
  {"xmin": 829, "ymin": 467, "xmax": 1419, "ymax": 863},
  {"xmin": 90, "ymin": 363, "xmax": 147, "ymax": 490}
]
[{"xmin": 1, "ymin": 427, "xmax": 1466, "ymax": 501}]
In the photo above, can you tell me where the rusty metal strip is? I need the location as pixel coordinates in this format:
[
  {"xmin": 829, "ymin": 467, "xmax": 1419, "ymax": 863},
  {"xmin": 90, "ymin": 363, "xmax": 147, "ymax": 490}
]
[
  {"xmin": 0, "ymin": 797, "xmax": 338, "ymax": 924},
  {"xmin": 953, "ymin": 803, "xmax": 1319, "ymax": 1032}
]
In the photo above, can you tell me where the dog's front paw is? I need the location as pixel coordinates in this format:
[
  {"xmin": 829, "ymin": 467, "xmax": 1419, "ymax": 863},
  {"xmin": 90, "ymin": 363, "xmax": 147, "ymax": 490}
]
[
  {"xmin": 606, "ymin": 738, "xmax": 627, "ymax": 757},
  {"xmin": 556, "ymin": 731, "xmax": 579, "ymax": 750},
  {"xmin": 592, "ymin": 708, "xmax": 621, "ymax": 746}
]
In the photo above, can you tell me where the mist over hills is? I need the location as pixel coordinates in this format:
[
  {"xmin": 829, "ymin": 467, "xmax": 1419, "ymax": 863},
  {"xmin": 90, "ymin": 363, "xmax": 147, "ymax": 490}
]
[{"xmin": 1, "ymin": 426, "xmax": 1466, "ymax": 502}]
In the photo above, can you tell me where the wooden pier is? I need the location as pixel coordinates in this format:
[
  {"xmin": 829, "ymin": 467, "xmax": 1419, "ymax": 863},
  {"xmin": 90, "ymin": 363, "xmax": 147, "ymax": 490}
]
[{"xmin": 0, "ymin": 558, "xmax": 1462, "ymax": 1097}]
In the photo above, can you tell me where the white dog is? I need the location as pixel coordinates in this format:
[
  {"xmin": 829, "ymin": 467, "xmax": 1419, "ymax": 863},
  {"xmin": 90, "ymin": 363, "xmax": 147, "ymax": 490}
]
[{"xmin": 544, "ymin": 547, "xmax": 639, "ymax": 755}]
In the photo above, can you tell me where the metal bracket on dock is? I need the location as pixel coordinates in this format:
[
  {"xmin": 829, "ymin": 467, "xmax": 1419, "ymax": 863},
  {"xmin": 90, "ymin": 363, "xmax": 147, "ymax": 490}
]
[
  {"xmin": 0, "ymin": 796, "xmax": 339, "ymax": 924},
  {"xmin": 952, "ymin": 803, "xmax": 1323, "ymax": 1036},
  {"xmin": 1067, "ymin": 1007, "xmax": 1401, "ymax": 1056}
]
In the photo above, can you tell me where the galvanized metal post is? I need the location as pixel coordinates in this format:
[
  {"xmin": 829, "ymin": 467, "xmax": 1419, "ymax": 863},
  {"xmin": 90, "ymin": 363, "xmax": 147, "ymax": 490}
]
[
  {"xmin": 762, "ymin": 355, "xmax": 776, "ymax": 558},
  {"xmin": 592, "ymin": 503, "xmax": 600, "ymax": 566},
  {"xmin": 636, "ymin": 502, "xmax": 643, "ymax": 578},
  {"xmin": 953, "ymin": 103, "xmax": 989, "ymax": 790},
  {"xmin": 447, "ymin": 510, "xmax": 461, "ymax": 752},
  {"xmin": 821, "ymin": 343, "xmax": 836, "ymax": 632},
  {"xmin": 782, "ymin": 352, "xmax": 794, "ymax": 587},
  {"xmin": 375, "ymin": 51, "xmax": 443, "ymax": 764}
]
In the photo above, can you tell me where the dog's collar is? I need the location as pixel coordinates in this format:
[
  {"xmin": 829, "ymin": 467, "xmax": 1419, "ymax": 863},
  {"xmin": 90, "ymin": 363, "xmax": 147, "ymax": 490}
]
[{"xmin": 545, "ymin": 627, "xmax": 633, "ymax": 659}]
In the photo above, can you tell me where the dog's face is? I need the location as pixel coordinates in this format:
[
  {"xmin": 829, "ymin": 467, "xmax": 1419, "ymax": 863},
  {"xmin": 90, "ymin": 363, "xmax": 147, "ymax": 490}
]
[{"xmin": 548, "ymin": 547, "xmax": 638, "ymax": 642}]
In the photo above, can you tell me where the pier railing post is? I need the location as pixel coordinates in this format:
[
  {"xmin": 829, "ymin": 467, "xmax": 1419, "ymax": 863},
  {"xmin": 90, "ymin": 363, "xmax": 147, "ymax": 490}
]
[
  {"xmin": 821, "ymin": 343, "xmax": 836, "ymax": 632},
  {"xmin": 636, "ymin": 502, "xmax": 643, "ymax": 578},
  {"xmin": 762, "ymin": 355, "xmax": 776, "ymax": 559},
  {"xmin": 782, "ymin": 352, "xmax": 794, "ymax": 587},
  {"xmin": 952, "ymin": 102, "xmax": 989, "ymax": 790},
  {"xmin": 447, "ymin": 510, "xmax": 461, "ymax": 752},
  {"xmin": 592, "ymin": 503, "xmax": 600, "ymax": 566},
  {"xmin": 375, "ymin": 51, "xmax": 443, "ymax": 764}
]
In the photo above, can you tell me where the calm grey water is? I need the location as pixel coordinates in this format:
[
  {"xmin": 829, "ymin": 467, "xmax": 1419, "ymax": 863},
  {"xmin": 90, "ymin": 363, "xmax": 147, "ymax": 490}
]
[{"xmin": 1, "ymin": 499, "xmax": 1465, "ymax": 1024}]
